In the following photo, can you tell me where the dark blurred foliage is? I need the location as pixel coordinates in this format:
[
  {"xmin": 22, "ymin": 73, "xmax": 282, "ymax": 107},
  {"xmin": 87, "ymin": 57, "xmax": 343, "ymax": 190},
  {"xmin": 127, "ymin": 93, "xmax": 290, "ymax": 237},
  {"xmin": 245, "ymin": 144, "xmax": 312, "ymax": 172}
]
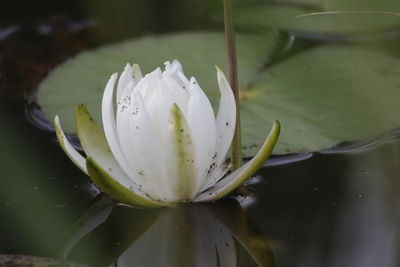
[
  {"xmin": 0, "ymin": 17, "xmax": 98, "ymax": 101},
  {"xmin": 0, "ymin": 0, "xmax": 224, "ymax": 101}
]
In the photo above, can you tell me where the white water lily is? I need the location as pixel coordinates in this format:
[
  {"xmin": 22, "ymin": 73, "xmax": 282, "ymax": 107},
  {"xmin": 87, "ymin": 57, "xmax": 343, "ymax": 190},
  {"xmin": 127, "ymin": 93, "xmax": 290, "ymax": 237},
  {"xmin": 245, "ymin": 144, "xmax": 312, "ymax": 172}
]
[{"xmin": 54, "ymin": 60, "xmax": 279, "ymax": 207}]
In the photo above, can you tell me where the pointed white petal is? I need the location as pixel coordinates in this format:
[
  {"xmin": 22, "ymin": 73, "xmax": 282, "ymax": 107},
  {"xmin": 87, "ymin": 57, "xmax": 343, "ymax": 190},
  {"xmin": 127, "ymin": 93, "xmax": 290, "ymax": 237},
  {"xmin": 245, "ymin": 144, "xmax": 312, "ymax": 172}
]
[
  {"xmin": 200, "ymin": 68, "xmax": 236, "ymax": 190},
  {"xmin": 162, "ymin": 71, "xmax": 190, "ymax": 115},
  {"xmin": 129, "ymin": 94, "xmax": 169, "ymax": 199},
  {"xmin": 195, "ymin": 121, "xmax": 280, "ymax": 202},
  {"xmin": 187, "ymin": 77, "xmax": 217, "ymax": 192},
  {"xmin": 116, "ymin": 92, "xmax": 168, "ymax": 200},
  {"xmin": 115, "ymin": 82, "xmax": 136, "ymax": 173},
  {"xmin": 54, "ymin": 116, "xmax": 87, "ymax": 174},
  {"xmin": 177, "ymin": 71, "xmax": 190, "ymax": 85},
  {"xmin": 144, "ymin": 87, "xmax": 182, "ymax": 201},
  {"xmin": 116, "ymin": 64, "xmax": 133, "ymax": 102},
  {"xmin": 101, "ymin": 73, "xmax": 134, "ymax": 180},
  {"xmin": 133, "ymin": 68, "xmax": 162, "ymax": 104},
  {"xmin": 164, "ymin": 59, "xmax": 183, "ymax": 73},
  {"xmin": 132, "ymin": 63, "xmax": 143, "ymax": 83},
  {"xmin": 163, "ymin": 60, "xmax": 189, "ymax": 88}
]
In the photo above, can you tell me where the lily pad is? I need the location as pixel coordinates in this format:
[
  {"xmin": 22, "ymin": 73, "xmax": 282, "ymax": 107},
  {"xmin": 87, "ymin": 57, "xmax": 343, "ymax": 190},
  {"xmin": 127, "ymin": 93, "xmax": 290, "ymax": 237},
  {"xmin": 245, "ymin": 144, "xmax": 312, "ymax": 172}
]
[
  {"xmin": 37, "ymin": 32, "xmax": 400, "ymax": 157},
  {"xmin": 234, "ymin": 1, "xmax": 400, "ymax": 36},
  {"xmin": 37, "ymin": 31, "xmax": 280, "ymax": 138},
  {"xmin": 240, "ymin": 45, "xmax": 400, "ymax": 155}
]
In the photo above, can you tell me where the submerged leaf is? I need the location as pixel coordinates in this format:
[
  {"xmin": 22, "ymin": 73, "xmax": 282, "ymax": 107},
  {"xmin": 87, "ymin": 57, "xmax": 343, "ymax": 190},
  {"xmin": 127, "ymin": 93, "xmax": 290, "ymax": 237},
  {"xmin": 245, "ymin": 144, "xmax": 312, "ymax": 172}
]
[{"xmin": 0, "ymin": 254, "xmax": 86, "ymax": 267}]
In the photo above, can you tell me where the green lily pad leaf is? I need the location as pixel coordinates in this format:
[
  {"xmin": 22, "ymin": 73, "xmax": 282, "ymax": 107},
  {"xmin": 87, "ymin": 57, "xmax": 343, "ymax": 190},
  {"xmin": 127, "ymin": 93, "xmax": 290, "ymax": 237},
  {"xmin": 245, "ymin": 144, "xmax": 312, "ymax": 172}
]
[
  {"xmin": 241, "ymin": 45, "xmax": 400, "ymax": 155},
  {"xmin": 37, "ymin": 32, "xmax": 400, "ymax": 156},
  {"xmin": 235, "ymin": 1, "xmax": 400, "ymax": 36},
  {"xmin": 37, "ymin": 31, "xmax": 281, "ymax": 137}
]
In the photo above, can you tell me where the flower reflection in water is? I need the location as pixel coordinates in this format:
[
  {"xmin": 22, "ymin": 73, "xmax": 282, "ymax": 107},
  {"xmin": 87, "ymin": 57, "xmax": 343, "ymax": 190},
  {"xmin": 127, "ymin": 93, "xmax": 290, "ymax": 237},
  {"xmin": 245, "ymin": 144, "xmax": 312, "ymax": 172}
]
[{"xmin": 63, "ymin": 197, "xmax": 275, "ymax": 267}]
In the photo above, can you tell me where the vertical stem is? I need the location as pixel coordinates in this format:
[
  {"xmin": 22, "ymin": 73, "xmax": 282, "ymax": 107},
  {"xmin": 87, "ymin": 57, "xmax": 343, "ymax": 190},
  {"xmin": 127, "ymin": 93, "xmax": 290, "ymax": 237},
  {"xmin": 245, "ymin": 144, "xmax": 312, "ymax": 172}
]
[{"xmin": 224, "ymin": 0, "xmax": 243, "ymax": 170}]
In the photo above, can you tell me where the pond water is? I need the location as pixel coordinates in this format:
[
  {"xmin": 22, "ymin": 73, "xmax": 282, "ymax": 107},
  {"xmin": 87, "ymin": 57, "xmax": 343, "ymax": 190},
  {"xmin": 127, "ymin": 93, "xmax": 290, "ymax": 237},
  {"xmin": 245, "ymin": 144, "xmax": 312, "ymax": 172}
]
[{"xmin": 1, "ymin": 1, "xmax": 400, "ymax": 266}]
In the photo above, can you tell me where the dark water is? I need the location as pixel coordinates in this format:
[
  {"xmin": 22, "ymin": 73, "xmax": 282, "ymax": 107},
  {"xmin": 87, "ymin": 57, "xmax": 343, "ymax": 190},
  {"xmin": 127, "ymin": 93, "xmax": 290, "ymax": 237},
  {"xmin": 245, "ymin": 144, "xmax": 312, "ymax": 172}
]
[
  {"xmin": 1, "ymin": 99, "xmax": 399, "ymax": 266},
  {"xmin": 1, "ymin": 1, "xmax": 400, "ymax": 266}
]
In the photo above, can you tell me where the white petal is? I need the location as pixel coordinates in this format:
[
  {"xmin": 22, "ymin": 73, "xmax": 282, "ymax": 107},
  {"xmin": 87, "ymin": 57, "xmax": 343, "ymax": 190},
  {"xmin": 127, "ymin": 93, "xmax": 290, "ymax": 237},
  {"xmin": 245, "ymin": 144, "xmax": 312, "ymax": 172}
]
[
  {"xmin": 163, "ymin": 60, "xmax": 189, "ymax": 88},
  {"xmin": 147, "ymin": 89, "xmax": 197, "ymax": 200},
  {"xmin": 116, "ymin": 92, "xmax": 168, "ymax": 200},
  {"xmin": 164, "ymin": 59, "xmax": 183, "ymax": 73},
  {"xmin": 200, "ymin": 68, "xmax": 236, "ymax": 190},
  {"xmin": 101, "ymin": 73, "xmax": 134, "ymax": 180},
  {"xmin": 144, "ymin": 89, "xmax": 178, "ymax": 199},
  {"xmin": 177, "ymin": 71, "xmax": 190, "ymax": 86},
  {"xmin": 116, "ymin": 64, "xmax": 133, "ymax": 102},
  {"xmin": 187, "ymin": 77, "xmax": 217, "ymax": 192},
  {"xmin": 129, "ymin": 94, "xmax": 171, "ymax": 200},
  {"xmin": 54, "ymin": 116, "xmax": 87, "ymax": 174},
  {"xmin": 132, "ymin": 63, "xmax": 143, "ymax": 83},
  {"xmin": 162, "ymin": 71, "xmax": 190, "ymax": 116},
  {"xmin": 133, "ymin": 67, "xmax": 162, "ymax": 103},
  {"xmin": 145, "ymin": 83, "xmax": 175, "ymax": 147}
]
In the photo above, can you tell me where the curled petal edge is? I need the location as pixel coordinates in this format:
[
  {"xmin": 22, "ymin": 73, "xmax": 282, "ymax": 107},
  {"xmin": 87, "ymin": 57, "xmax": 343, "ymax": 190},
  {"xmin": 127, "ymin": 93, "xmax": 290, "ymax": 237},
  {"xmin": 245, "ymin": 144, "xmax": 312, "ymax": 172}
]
[
  {"xmin": 194, "ymin": 120, "xmax": 281, "ymax": 202},
  {"xmin": 86, "ymin": 157, "xmax": 171, "ymax": 208},
  {"xmin": 54, "ymin": 115, "xmax": 88, "ymax": 174}
]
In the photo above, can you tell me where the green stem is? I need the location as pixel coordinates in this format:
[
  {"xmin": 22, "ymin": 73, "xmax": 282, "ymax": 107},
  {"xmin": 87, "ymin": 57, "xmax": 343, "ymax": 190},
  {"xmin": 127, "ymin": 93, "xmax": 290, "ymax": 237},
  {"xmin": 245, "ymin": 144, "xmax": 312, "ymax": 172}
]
[{"xmin": 223, "ymin": 0, "xmax": 243, "ymax": 171}]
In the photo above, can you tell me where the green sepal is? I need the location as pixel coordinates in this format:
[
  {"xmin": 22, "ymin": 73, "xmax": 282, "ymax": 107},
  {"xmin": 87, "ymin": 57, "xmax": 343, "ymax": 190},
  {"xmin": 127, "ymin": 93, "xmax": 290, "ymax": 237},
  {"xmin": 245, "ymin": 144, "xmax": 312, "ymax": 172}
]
[
  {"xmin": 54, "ymin": 115, "xmax": 87, "ymax": 174},
  {"xmin": 170, "ymin": 103, "xmax": 196, "ymax": 200},
  {"xmin": 195, "ymin": 120, "xmax": 280, "ymax": 202},
  {"xmin": 86, "ymin": 157, "xmax": 171, "ymax": 208},
  {"xmin": 75, "ymin": 105, "xmax": 126, "ymax": 181}
]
